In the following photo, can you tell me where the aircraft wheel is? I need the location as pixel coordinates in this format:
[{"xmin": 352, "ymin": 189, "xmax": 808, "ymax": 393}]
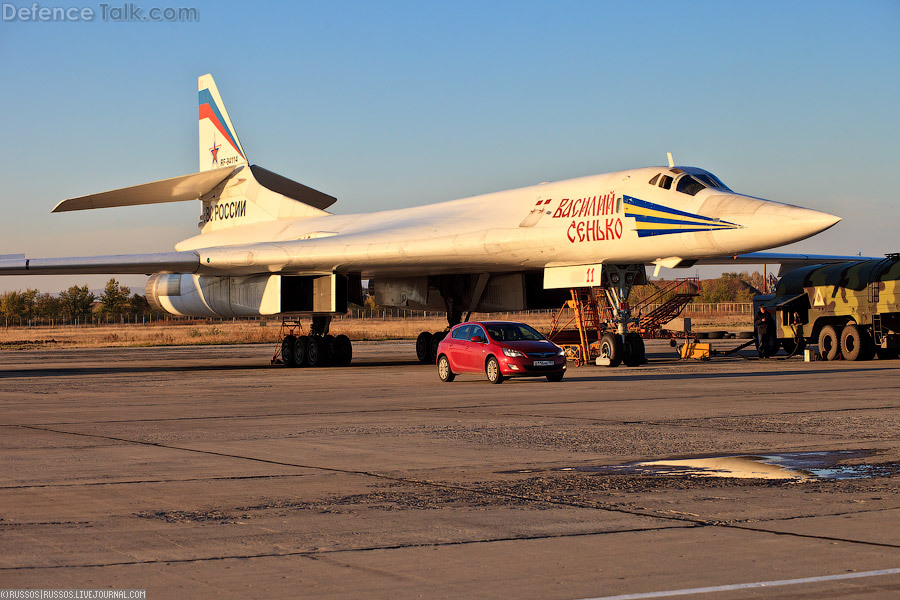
[
  {"xmin": 416, "ymin": 331, "xmax": 433, "ymax": 363},
  {"xmin": 841, "ymin": 323, "xmax": 873, "ymax": 361},
  {"xmin": 818, "ymin": 325, "xmax": 840, "ymax": 360},
  {"xmin": 333, "ymin": 335, "xmax": 352, "ymax": 366},
  {"xmin": 306, "ymin": 336, "xmax": 322, "ymax": 368},
  {"xmin": 437, "ymin": 354, "xmax": 455, "ymax": 382},
  {"xmin": 282, "ymin": 335, "xmax": 297, "ymax": 367},
  {"xmin": 599, "ymin": 332, "xmax": 623, "ymax": 367},
  {"xmin": 623, "ymin": 332, "xmax": 645, "ymax": 367},
  {"xmin": 429, "ymin": 331, "xmax": 446, "ymax": 364},
  {"xmin": 546, "ymin": 372, "xmax": 564, "ymax": 382},
  {"xmin": 294, "ymin": 335, "xmax": 309, "ymax": 367},
  {"xmin": 322, "ymin": 334, "xmax": 335, "ymax": 364},
  {"xmin": 485, "ymin": 356, "xmax": 504, "ymax": 384}
]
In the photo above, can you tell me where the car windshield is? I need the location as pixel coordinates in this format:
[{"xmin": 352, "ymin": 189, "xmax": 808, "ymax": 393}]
[{"xmin": 485, "ymin": 323, "xmax": 545, "ymax": 342}]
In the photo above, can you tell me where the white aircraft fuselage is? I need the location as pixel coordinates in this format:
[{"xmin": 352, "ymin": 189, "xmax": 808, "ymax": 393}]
[{"xmin": 178, "ymin": 166, "xmax": 838, "ymax": 279}]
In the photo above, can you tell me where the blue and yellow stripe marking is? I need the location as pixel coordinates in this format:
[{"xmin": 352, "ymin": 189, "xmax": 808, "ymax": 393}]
[{"xmin": 623, "ymin": 195, "xmax": 741, "ymax": 237}]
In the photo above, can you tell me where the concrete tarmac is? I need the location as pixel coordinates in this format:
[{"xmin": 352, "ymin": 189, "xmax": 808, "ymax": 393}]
[{"xmin": 1, "ymin": 340, "xmax": 899, "ymax": 598}]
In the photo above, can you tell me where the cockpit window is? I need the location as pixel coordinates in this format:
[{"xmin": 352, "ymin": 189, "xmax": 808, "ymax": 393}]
[
  {"xmin": 676, "ymin": 174, "xmax": 706, "ymax": 196},
  {"xmin": 653, "ymin": 167, "xmax": 731, "ymax": 194},
  {"xmin": 693, "ymin": 173, "xmax": 729, "ymax": 190}
]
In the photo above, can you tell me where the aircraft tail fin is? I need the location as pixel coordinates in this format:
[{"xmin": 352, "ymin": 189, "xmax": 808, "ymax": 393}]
[{"xmin": 198, "ymin": 74, "xmax": 247, "ymax": 172}]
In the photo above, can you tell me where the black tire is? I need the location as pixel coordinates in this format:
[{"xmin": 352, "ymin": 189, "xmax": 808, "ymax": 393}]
[
  {"xmin": 437, "ymin": 354, "xmax": 455, "ymax": 382},
  {"xmin": 485, "ymin": 356, "xmax": 504, "ymax": 384},
  {"xmin": 282, "ymin": 335, "xmax": 297, "ymax": 367},
  {"xmin": 546, "ymin": 372, "xmax": 564, "ymax": 382},
  {"xmin": 333, "ymin": 334, "xmax": 352, "ymax": 366},
  {"xmin": 416, "ymin": 331, "xmax": 433, "ymax": 363},
  {"xmin": 306, "ymin": 336, "xmax": 323, "ymax": 368},
  {"xmin": 429, "ymin": 331, "xmax": 447, "ymax": 364},
  {"xmin": 294, "ymin": 335, "xmax": 309, "ymax": 367},
  {"xmin": 322, "ymin": 334, "xmax": 335, "ymax": 365},
  {"xmin": 841, "ymin": 323, "xmax": 873, "ymax": 361},
  {"xmin": 707, "ymin": 331, "xmax": 726, "ymax": 340},
  {"xmin": 781, "ymin": 337, "xmax": 807, "ymax": 356},
  {"xmin": 818, "ymin": 325, "xmax": 840, "ymax": 361},
  {"xmin": 737, "ymin": 332, "xmax": 755, "ymax": 339},
  {"xmin": 599, "ymin": 332, "xmax": 623, "ymax": 367},
  {"xmin": 695, "ymin": 332, "xmax": 710, "ymax": 339},
  {"xmin": 623, "ymin": 332, "xmax": 645, "ymax": 367}
]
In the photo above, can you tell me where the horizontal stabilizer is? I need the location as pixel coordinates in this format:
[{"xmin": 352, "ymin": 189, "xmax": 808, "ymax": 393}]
[
  {"xmin": 251, "ymin": 165, "xmax": 336, "ymax": 211},
  {"xmin": 52, "ymin": 166, "xmax": 239, "ymax": 213}
]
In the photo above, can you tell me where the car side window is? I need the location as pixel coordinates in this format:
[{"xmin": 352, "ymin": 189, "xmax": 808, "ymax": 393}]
[
  {"xmin": 469, "ymin": 325, "xmax": 487, "ymax": 342},
  {"xmin": 451, "ymin": 325, "xmax": 470, "ymax": 340}
]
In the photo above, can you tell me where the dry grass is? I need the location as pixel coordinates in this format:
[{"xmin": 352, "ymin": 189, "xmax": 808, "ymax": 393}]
[{"xmin": 0, "ymin": 311, "xmax": 753, "ymax": 350}]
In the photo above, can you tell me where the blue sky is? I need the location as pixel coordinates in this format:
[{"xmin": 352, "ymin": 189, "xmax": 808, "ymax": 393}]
[{"xmin": 1, "ymin": 0, "xmax": 898, "ymax": 293}]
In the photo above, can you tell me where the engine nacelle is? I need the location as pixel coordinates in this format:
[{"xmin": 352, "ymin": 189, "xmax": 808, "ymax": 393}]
[{"xmin": 146, "ymin": 273, "xmax": 352, "ymax": 317}]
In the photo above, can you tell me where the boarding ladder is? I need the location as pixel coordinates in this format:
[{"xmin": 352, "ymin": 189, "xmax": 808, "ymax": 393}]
[{"xmin": 635, "ymin": 278, "xmax": 699, "ymax": 337}]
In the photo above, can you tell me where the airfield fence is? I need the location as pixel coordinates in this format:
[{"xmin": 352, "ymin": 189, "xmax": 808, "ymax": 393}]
[{"xmin": 3, "ymin": 302, "xmax": 753, "ymax": 328}]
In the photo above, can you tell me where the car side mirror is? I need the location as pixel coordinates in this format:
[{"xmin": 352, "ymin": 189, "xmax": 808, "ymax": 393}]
[{"xmin": 470, "ymin": 335, "xmax": 483, "ymax": 343}]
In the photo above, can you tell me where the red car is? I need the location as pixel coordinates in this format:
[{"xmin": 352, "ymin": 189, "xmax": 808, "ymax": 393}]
[{"xmin": 436, "ymin": 321, "xmax": 567, "ymax": 384}]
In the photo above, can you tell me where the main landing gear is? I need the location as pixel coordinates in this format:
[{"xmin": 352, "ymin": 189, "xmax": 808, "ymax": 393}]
[
  {"xmin": 415, "ymin": 310, "xmax": 462, "ymax": 364},
  {"xmin": 275, "ymin": 316, "xmax": 353, "ymax": 368}
]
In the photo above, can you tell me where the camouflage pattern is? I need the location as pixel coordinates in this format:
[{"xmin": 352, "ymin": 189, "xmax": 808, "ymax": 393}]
[{"xmin": 767, "ymin": 254, "xmax": 900, "ymax": 353}]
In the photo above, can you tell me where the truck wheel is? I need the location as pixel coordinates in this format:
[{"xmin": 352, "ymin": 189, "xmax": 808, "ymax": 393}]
[
  {"xmin": 841, "ymin": 324, "xmax": 873, "ymax": 361},
  {"xmin": 782, "ymin": 337, "xmax": 806, "ymax": 356},
  {"xmin": 599, "ymin": 332, "xmax": 623, "ymax": 367},
  {"xmin": 818, "ymin": 325, "xmax": 840, "ymax": 361}
]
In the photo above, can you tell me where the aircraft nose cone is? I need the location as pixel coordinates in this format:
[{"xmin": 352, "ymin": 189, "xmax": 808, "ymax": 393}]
[
  {"xmin": 701, "ymin": 194, "xmax": 841, "ymax": 249},
  {"xmin": 771, "ymin": 204, "xmax": 841, "ymax": 242}
]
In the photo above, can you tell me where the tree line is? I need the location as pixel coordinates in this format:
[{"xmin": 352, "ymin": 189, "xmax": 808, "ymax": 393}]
[
  {"xmin": 0, "ymin": 278, "xmax": 164, "ymax": 322},
  {"xmin": 3, "ymin": 272, "xmax": 774, "ymax": 322}
]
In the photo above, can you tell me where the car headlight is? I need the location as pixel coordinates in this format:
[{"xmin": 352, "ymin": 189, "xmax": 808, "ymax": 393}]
[
  {"xmin": 502, "ymin": 348, "xmax": 526, "ymax": 358},
  {"xmin": 557, "ymin": 348, "xmax": 566, "ymax": 356}
]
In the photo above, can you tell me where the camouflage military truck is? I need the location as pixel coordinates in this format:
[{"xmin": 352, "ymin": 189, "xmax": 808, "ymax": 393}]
[{"xmin": 764, "ymin": 254, "xmax": 900, "ymax": 361}]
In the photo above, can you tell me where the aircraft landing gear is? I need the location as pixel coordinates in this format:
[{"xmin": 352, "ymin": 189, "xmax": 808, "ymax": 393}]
[
  {"xmin": 415, "ymin": 309, "xmax": 460, "ymax": 364},
  {"xmin": 274, "ymin": 317, "xmax": 352, "ymax": 367}
]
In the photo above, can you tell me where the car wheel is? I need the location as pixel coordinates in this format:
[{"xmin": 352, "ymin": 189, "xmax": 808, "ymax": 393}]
[
  {"xmin": 437, "ymin": 354, "xmax": 455, "ymax": 382},
  {"xmin": 485, "ymin": 356, "xmax": 504, "ymax": 384}
]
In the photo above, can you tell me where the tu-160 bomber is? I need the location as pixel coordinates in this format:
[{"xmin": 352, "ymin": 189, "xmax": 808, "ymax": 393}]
[{"xmin": 0, "ymin": 74, "xmax": 852, "ymax": 367}]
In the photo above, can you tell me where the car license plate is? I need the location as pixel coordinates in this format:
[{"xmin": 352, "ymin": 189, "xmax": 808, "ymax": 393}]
[{"xmin": 534, "ymin": 360, "xmax": 554, "ymax": 366}]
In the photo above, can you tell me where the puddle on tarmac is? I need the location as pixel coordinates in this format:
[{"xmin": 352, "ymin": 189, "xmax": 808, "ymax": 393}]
[{"xmin": 501, "ymin": 450, "xmax": 888, "ymax": 481}]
